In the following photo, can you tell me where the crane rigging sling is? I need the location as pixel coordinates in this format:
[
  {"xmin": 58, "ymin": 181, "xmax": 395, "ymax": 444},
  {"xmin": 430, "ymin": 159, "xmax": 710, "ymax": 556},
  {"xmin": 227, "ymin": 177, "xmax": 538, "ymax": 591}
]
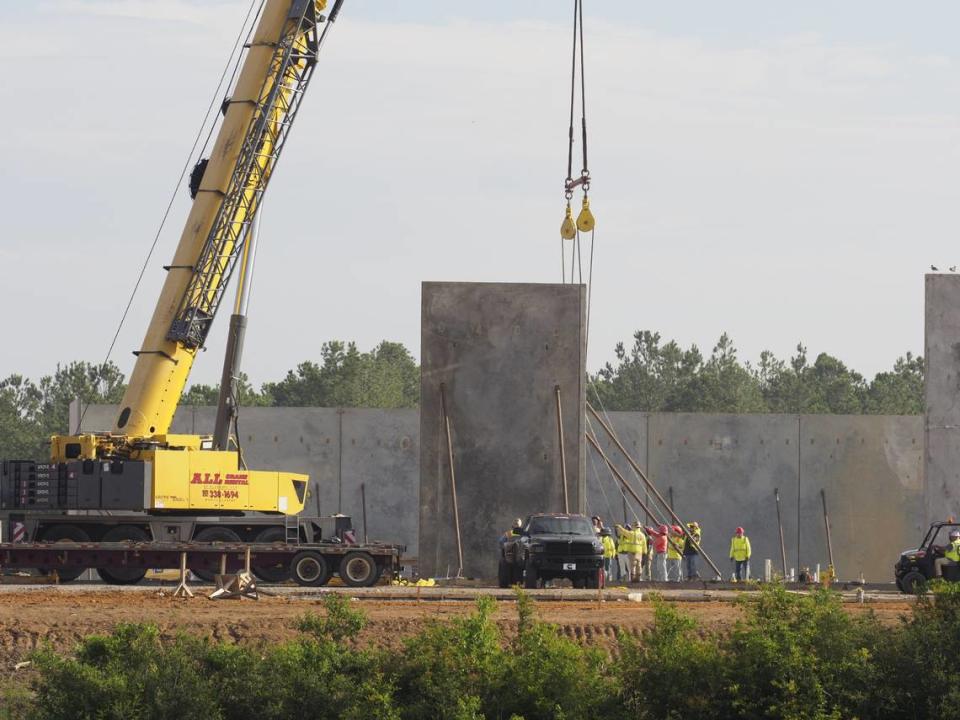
[{"xmin": 559, "ymin": 0, "xmax": 596, "ymax": 336}]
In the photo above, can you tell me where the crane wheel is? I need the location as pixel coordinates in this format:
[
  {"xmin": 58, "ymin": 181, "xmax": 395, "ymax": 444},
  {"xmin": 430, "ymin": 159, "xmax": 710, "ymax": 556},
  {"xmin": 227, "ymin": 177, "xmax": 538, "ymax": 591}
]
[
  {"xmin": 291, "ymin": 551, "xmax": 330, "ymax": 587},
  {"xmin": 339, "ymin": 551, "xmax": 381, "ymax": 588},
  {"xmin": 96, "ymin": 526, "xmax": 149, "ymax": 585},
  {"xmin": 39, "ymin": 524, "xmax": 91, "ymax": 582},
  {"xmin": 191, "ymin": 527, "xmax": 242, "ymax": 582},
  {"xmin": 252, "ymin": 527, "xmax": 290, "ymax": 583}
]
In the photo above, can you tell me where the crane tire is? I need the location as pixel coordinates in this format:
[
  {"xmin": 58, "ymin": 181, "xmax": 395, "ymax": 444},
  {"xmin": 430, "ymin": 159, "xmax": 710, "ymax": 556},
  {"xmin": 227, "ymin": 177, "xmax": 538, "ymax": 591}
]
[
  {"xmin": 339, "ymin": 551, "xmax": 381, "ymax": 587},
  {"xmin": 191, "ymin": 527, "xmax": 242, "ymax": 582},
  {"xmin": 96, "ymin": 526, "xmax": 149, "ymax": 585},
  {"xmin": 252, "ymin": 527, "xmax": 290, "ymax": 583},
  {"xmin": 291, "ymin": 551, "xmax": 330, "ymax": 587},
  {"xmin": 39, "ymin": 524, "xmax": 91, "ymax": 582}
]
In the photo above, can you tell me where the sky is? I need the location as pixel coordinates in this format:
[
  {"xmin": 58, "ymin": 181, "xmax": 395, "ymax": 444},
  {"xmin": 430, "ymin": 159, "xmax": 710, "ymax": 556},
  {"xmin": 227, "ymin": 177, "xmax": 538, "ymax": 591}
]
[{"xmin": 2, "ymin": 0, "xmax": 960, "ymax": 388}]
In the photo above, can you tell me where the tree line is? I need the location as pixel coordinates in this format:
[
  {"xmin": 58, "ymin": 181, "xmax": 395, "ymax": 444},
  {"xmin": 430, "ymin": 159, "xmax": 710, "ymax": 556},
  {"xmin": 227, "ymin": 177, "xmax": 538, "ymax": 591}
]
[
  {"xmin": 592, "ymin": 331, "xmax": 923, "ymax": 415},
  {"xmin": 0, "ymin": 333, "xmax": 923, "ymax": 460}
]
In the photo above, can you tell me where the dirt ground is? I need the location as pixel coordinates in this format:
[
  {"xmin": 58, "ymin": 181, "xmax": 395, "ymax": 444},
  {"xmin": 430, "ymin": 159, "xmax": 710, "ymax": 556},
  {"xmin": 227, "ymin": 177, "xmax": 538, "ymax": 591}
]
[{"xmin": 0, "ymin": 586, "xmax": 917, "ymax": 668}]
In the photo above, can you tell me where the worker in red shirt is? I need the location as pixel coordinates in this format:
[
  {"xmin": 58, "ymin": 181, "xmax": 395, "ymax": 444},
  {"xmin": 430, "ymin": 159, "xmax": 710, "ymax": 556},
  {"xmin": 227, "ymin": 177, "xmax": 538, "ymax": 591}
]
[{"xmin": 645, "ymin": 524, "xmax": 670, "ymax": 581}]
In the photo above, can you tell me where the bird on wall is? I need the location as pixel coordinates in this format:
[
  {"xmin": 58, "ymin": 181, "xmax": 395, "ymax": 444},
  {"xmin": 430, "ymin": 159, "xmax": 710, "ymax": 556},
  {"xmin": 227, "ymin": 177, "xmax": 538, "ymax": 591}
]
[
  {"xmin": 931, "ymin": 265, "xmax": 939, "ymax": 271},
  {"xmin": 951, "ymin": 266, "xmax": 957, "ymax": 272}
]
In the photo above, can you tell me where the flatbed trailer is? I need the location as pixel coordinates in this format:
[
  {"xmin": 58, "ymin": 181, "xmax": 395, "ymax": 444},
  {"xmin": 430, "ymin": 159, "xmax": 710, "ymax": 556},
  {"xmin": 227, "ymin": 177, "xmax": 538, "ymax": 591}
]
[
  {"xmin": 0, "ymin": 539, "xmax": 402, "ymax": 588},
  {"xmin": 1, "ymin": 511, "xmax": 403, "ymax": 586}
]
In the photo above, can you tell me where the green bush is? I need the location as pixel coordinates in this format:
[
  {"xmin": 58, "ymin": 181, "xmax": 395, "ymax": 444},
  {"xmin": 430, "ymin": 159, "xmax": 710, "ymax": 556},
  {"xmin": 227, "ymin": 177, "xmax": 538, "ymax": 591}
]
[
  {"xmin": 31, "ymin": 624, "xmax": 222, "ymax": 720},
  {"xmin": 869, "ymin": 580, "xmax": 960, "ymax": 720},
  {"xmin": 619, "ymin": 598, "xmax": 725, "ymax": 718},
  {"xmin": 18, "ymin": 585, "xmax": 960, "ymax": 720},
  {"xmin": 721, "ymin": 587, "xmax": 879, "ymax": 720}
]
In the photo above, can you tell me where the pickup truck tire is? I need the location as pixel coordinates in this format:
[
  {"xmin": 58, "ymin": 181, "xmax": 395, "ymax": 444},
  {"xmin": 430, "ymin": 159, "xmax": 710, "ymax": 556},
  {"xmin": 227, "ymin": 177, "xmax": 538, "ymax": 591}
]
[
  {"xmin": 585, "ymin": 569, "xmax": 603, "ymax": 590},
  {"xmin": 523, "ymin": 555, "xmax": 539, "ymax": 589},
  {"xmin": 498, "ymin": 557, "xmax": 511, "ymax": 588}
]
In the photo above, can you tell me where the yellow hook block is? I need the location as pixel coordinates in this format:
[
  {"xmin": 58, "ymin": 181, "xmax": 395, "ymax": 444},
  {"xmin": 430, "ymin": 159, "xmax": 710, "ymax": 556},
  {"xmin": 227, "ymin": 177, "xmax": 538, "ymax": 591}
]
[
  {"xmin": 560, "ymin": 204, "xmax": 577, "ymax": 240},
  {"xmin": 576, "ymin": 196, "xmax": 595, "ymax": 233}
]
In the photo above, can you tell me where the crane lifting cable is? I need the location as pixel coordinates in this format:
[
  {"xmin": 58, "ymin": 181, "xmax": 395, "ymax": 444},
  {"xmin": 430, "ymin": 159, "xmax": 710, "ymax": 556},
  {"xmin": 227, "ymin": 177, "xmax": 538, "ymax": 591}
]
[{"xmin": 559, "ymin": 0, "xmax": 596, "ymax": 340}]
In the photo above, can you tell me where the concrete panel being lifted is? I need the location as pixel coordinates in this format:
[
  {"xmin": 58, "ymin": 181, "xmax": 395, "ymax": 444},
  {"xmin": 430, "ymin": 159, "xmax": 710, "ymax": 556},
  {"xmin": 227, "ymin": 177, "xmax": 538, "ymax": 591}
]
[
  {"xmin": 419, "ymin": 282, "xmax": 586, "ymax": 579},
  {"xmin": 925, "ymin": 273, "xmax": 960, "ymax": 522}
]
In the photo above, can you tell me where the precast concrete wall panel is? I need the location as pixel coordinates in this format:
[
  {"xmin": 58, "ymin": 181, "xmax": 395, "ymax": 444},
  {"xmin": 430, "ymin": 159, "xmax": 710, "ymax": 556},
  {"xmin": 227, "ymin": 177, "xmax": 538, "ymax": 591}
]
[
  {"xmin": 340, "ymin": 409, "xmax": 419, "ymax": 560},
  {"xmin": 585, "ymin": 411, "xmax": 649, "ymax": 528},
  {"xmin": 798, "ymin": 415, "xmax": 923, "ymax": 582},
  {"xmin": 925, "ymin": 273, "xmax": 960, "ymax": 521},
  {"xmin": 647, "ymin": 414, "xmax": 800, "ymax": 579},
  {"xmin": 419, "ymin": 282, "xmax": 586, "ymax": 579},
  {"xmin": 75, "ymin": 404, "xmax": 927, "ymax": 581}
]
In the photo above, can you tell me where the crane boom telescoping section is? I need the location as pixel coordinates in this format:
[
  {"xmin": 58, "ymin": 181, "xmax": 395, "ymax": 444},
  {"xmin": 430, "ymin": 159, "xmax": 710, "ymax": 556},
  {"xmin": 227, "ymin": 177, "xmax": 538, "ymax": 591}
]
[{"xmin": 116, "ymin": 0, "xmax": 324, "ymax": 440}]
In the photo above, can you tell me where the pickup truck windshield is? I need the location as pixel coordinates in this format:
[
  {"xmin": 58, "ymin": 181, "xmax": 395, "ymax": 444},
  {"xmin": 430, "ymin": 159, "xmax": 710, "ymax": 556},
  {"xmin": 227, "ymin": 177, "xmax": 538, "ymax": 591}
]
[{"xmin": 528, "ymin": 517, "xmax": 595, "ymax": 535}]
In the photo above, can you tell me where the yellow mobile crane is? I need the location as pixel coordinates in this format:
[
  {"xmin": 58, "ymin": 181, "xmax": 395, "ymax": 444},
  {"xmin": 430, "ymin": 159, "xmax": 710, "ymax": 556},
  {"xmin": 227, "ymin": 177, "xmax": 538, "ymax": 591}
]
[
  {"xmin": 0, "ymin": 0, "xmax": 400, "ymax": 587},
  {"xmin": 54, "ymin": 0, "xmax": 324, "ymax": 512}
]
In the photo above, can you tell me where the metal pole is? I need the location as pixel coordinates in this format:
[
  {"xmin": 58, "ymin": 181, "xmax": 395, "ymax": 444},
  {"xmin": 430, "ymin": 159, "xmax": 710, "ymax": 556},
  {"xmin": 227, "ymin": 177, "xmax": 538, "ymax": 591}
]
[
  {"xmin": 361, "ymin": 482, "xmax": 369, "ymax": 545},
  {"xmin": 797, "ymin": 415, "xmax": 801, "ymax": 582},
  {"xmin": 821, "ymin": 488, "xmax": 835, "ymax": 575},
  {"xmin": 555, "ymin": 385, "xmax": 570, "ymax": 513},
  {"xmin": 586, "ymin": 404, "xmax": 709, "ymax": 565},
  {"xmin": 440, "ymin": 384, "xmax": 464, "ymax": 577},
  {"xmin": 775, "ymin": 487, "xmax": 787, "ymax": 578},
  {"xmin": 586, "ymin": 431, "xmax": 721, "ymax": 578}
]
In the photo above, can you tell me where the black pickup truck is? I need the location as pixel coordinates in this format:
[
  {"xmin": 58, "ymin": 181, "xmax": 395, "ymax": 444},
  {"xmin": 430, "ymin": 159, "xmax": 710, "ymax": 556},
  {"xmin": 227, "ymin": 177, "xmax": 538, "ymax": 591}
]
[{"xmin": 499, "ymin": 513, "xmax": 605, "ymax": 589}]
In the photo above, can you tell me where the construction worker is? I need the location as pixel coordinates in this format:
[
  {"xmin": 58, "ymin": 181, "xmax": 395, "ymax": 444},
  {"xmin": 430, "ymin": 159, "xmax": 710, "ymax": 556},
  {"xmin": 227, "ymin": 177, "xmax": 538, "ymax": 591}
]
[
  {"xmin": 729, "ymin": 526, "xmax": 752, "ymax": 582},
  {"xmin": 615, "ymin": 524, "xmax": 631, "ymax": 581},
  {"xmin": 500, "ymin": 518, "xmax": 522, "ymax": 546},
  {"xmin": 934, "ymin": 530, "xmax": 960, "ymax": 577},
  {"xmin": 666, "ymin": 525, "xmax": 684, "ymax": 581},
  {"xmin": 615, "ymin": 523, "xmax": 646, "ymax": 582},
  {"xmin": 645, "ymin": 524, "xmax": 670, "ymax": 581},
  {"xmin": 683, "ymin": 521, "xmax": 702, "ymax": 580},
  {"xmin": 600, "ymin": 528, "xmax": 617, "ymax": 582}
]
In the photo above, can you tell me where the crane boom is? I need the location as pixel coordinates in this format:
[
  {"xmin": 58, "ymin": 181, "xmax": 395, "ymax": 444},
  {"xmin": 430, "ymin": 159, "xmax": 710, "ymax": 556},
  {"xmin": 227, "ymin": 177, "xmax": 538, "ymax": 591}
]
[{"xmin": 115, "ymin": 0, "xmax": 326, "ymax": 439}]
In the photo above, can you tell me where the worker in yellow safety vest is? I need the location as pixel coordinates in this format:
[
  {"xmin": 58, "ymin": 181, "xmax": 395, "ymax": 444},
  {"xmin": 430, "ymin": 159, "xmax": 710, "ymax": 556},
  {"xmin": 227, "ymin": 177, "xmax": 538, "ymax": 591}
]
[
  {"xmin": 729, "ymin": 526, "xmax": 751, "ymax": 582},
  {"xmin": 666, "ymin": 525, "xmax": 684, "ymax": 582},
  {"xmin": 616, "ymin": 523, "xmax": 647, "ymax": 583},
  {"xmin": 600, "ymin": 529, "xmax": 617, "ymax": 582},
  {"xmin": 935, "ymin": 530, "xmax": 960, "ymax": 577},
  {"xmin": 683, "ymin": 521, "xmax": 702, "ymax": 580}
]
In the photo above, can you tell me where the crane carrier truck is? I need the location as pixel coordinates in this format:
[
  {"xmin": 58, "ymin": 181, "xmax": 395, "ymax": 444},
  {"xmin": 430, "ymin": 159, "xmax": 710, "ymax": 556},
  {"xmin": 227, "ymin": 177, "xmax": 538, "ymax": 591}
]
[{"xmin": 0, "ymin": 0, "xmax": 402, "ymax": 587}]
